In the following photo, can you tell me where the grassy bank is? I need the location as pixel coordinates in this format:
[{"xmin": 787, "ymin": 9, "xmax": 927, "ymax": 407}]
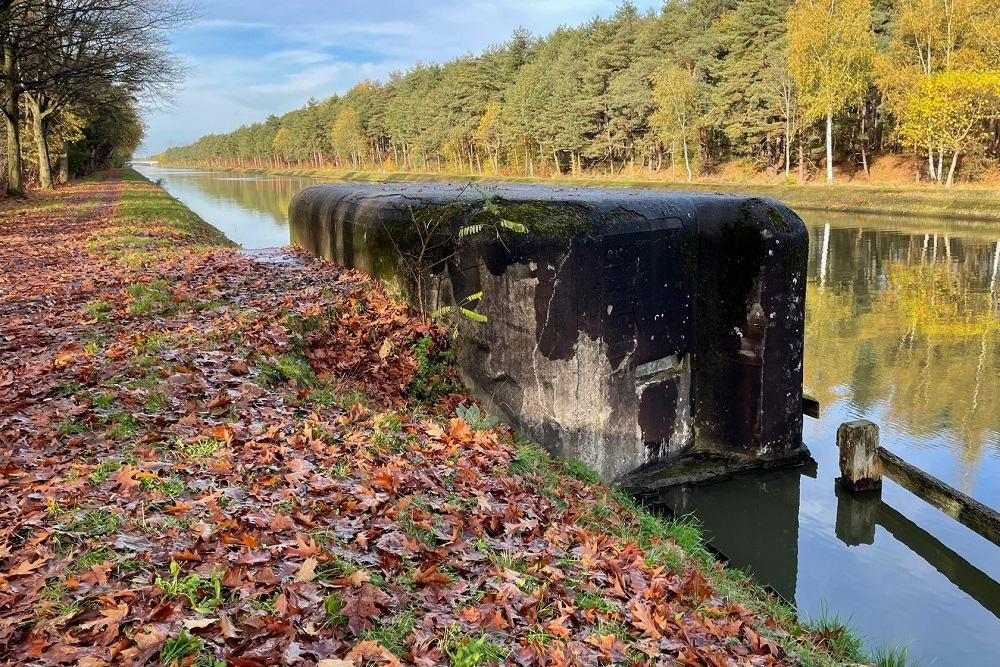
[
  {"xmin": 161, "ymin": 162, "xmax": 1000, "ymax": 225},
  {"xmin": 0, "ymin": 169, "xmax": 893, "ymax": 665}
]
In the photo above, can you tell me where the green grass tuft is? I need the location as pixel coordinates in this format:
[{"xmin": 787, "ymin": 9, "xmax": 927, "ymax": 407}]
[
  {"xmin": 443, "ymin": 629, "xmax": 508, "ymax": 667},
  {"xmin": 65, "ymin": 509, "xmax": 122, "ymax": 536},
  {"xmin": 871, "ymin": 642, "xmax": 920, "ymax": 667},
  {"xmin": 361, "ymin": 611, "xmax": 417, "ymax": 657},
  {"xmin": 159, "ymin": 629, "xmax": 204, "ymax": 664}
]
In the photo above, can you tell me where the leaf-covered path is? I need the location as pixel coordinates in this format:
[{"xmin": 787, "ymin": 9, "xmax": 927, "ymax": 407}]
[{"xmin": 0, "ymin": 173, "xmax": 846, "ymax": 666}]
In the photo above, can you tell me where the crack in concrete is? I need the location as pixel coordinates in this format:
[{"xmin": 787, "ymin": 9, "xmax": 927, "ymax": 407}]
[{"xmin": 531, "ymin": 244, "xmax": 573, "ymax": 422}]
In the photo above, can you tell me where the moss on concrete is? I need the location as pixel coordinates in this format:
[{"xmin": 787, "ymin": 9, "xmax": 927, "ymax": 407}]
[{"xmin": 469, "ymin": 200, "xmax": 594, "ymax": 238}]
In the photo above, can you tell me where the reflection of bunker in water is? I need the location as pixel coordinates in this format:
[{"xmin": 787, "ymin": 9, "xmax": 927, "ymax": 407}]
[
  {"xmin": 290, "ymin": 183, "xmax": 809, "ymax": 485},
  {"xmin": 650, "ymin": 468, "xmax": 803, "ymax": 604}
]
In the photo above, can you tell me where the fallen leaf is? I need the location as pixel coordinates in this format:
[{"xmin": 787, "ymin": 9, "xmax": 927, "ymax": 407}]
[
  {"xmin": 4, "ymin": 557, "xmax": 48, "ymax": 578},
  {"xmin": 297, "ymin": 556, "xmax": 319, "ymax": 582}
]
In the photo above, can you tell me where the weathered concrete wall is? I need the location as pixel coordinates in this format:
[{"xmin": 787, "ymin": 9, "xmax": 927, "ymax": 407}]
[{"xmin": 289, "ymin": 183, "xmax": 808, "ymax": 486}]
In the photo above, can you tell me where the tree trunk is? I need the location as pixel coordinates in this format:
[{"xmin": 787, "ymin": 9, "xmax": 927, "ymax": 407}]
[
  {"xmin": 859, "ymin": 107, "xmax": 870, "ymax": 180},
  {"xmin": 31, "ymin": 106, "xmax": 54, "ymax": 189},
  {"xmin": 785, "ymin": 117, "xmax": 791, "ymax": 178},
  {"xmin": 946, "ymin": 150, "xmax": 959, "ymax": 188},
  {"xmin": 3, "ymin": 46, "xmax": 24, "ymax": 196},
  {"xmin": 59, "ymin": 140, "xmax": 69, "ymax": 183},
  {"xmin": 682, "ymin": 136, "xmax": 692, "ymax": 183},
  {"xmin": 798, "ymin": 127, "xmax": 805, "ymax": 182},
  {"xmin": 825, "ymin": 110, "xmax": 834, "ymax": 183},
  {"xmin": 3, "ymin": 108, "xmax": 23, "ymax": 195}
]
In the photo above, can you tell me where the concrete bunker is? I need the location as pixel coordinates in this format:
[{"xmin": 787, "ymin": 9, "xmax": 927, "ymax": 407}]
[{"xmin": 289, "ymin": 183, "xmax": 808, "ymax": 488}]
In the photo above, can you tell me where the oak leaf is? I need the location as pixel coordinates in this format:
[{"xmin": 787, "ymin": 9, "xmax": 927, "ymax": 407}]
[
  {"xmin": 286, "ymin": 533, "xmax": 321, "ymax": 557},
  {"xmin": 110, "ymin": 464, "xmax": 141, "ymax": 491},
  {"xmin": 628, "ymin": 600, "xmax": 664, "ymax": 640},
  {"xmin": 342, "ymin": 584, "xmax": 390, "ymax": 635},
  {"xmin": 4, "ymin": 556, "xmax": 48, "ymax": 578}
]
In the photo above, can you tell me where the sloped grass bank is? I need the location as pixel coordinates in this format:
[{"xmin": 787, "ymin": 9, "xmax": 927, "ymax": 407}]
[{"xmin": 0, "ymin": 170, "xmax": 885, "ymax": 666}]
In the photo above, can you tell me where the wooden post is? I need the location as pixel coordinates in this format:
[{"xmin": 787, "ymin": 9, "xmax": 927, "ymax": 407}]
[
  {"xmin": 837, "ymin": 419, "xmax": 882, "ymax": 491},
  {"xmin": 834, "ymin": 482, "xmax": 879, "ymax": 546}
]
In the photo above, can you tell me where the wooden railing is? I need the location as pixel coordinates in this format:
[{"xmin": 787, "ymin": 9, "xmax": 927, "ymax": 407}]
[{"xmin": 837, "ymin": 419, "xmax": 1000, "ymax": 548}]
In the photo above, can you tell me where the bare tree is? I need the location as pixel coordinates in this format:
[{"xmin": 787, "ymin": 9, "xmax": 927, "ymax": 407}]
[{"xmin": 2, "ymin": 0, "xmax": 193, "ymax": 191}]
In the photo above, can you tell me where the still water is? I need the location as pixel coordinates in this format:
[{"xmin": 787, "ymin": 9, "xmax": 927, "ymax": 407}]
[{"xmin": 135, "ymin": 166, "xmax": 1000, "ymax": 665}]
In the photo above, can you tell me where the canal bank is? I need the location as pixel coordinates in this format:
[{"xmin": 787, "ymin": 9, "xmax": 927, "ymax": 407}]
[
  {"xmin": 0, "ymin": 170, "xmax": 862, "ymax": 665},
  {"xmin": 134, "ymin": 164, "xmax": 1000, "ymax": 665},
  {"xmin": 152, "ymin": 162, "xmax": 1000, "ymax": 227}
]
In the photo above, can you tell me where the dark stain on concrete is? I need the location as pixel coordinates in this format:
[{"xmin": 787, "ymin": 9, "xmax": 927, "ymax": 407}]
[{"xmin": 289, "ymin": 182, "xmax": 809, "ymax": 486}]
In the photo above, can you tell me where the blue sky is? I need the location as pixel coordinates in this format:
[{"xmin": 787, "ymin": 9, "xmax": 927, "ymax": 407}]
[{"xmin": 139, "ymin": 0, "xmax": 662, "ymax": 155}]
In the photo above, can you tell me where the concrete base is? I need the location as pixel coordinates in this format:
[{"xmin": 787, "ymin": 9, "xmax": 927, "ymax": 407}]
[{"xmin": 621, "ymin": 445, "xmax": 812, "ymax": 493}]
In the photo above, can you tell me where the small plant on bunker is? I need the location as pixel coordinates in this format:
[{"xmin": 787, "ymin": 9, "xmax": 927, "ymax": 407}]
[
  {"xmin": 408, "ymin": 334, "xmax": 458, "ymax": 402},
  {"xmin": 390, "ymin": 184, "xmax": 525, "ymax": 325}
]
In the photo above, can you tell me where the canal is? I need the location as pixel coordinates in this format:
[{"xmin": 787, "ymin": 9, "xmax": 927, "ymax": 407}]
[{"xmin": 134, "ymin": 165, "xmax": 1000, "ymax": 665}]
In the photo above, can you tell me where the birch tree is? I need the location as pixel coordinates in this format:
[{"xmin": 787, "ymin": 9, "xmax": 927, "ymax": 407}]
[
  {"xmin": 883, "ymin": 0, "xmax": 1000, "ymax": 181},
  {"xmin": 898, "ymin": 70, "xmax": 1000, "ymax": 186},
  {"xmin": 787, "ymin": 0, "xmax": 875, "ymax": 183},
  {"xmin": 651, "ymin": 65, "xmax": 702, "ymax": 182}
]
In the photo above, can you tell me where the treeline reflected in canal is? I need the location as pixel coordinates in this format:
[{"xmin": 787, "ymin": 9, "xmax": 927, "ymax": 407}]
[{"xmin": 136, "ymin": 166, "xmax": 1000, "ymax": 665}]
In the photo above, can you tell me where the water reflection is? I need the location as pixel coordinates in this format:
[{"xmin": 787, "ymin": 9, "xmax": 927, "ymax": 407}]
[
  {"xmin": 652, "ymin": 217, "xmax": 1000, "ymax": 666},
  {"xmin": 835, "ymin": 487, "xmax": 1000, "ymax": 621},
  {"xmin": 806, "ymin": 219, "xmax": 1000, "ymax": 504},
  {"xmin": 133, "ymin": 166, "xmax": 319, "ymax": 248},
  {"xmin": 651, "ymin": 467, "xmax": 808, "ymax": 604}
]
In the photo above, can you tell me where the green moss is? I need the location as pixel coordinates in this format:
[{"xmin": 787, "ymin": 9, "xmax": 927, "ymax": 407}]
[
  {"xmin": 469, "ymin": 200, "xmax": 593, "ymax": 238},
  {"xmin": 767, "ymin": 205, "xmax": 793, "ymax": 233},
  {"xmin": 412, "ymin": 200, "xmax": 470, "ymax": 230}
]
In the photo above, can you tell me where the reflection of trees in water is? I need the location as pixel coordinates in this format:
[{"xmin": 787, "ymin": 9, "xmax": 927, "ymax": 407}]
[
  {"xmin": 804, "ymin": 222, "xmax": 1000, "ymax": 481},
  {"xmin": 186, "ymin": 174, "xmax": 312, "ymax": 222}
]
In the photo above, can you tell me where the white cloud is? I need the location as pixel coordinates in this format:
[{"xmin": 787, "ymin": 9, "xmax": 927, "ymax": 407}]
[
  {"xmin": 189, "ymin": 18, "xmax": 277, "ymax": 31},
  {"xmin": 138, "ymin": 0, "xmax": 660, "ymax": 155}
]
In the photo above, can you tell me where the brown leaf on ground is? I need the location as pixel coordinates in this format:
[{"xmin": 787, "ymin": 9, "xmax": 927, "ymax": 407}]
[{"xmin": 0, "ymin": 176, "xmax": 796, "ymax": 666}]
